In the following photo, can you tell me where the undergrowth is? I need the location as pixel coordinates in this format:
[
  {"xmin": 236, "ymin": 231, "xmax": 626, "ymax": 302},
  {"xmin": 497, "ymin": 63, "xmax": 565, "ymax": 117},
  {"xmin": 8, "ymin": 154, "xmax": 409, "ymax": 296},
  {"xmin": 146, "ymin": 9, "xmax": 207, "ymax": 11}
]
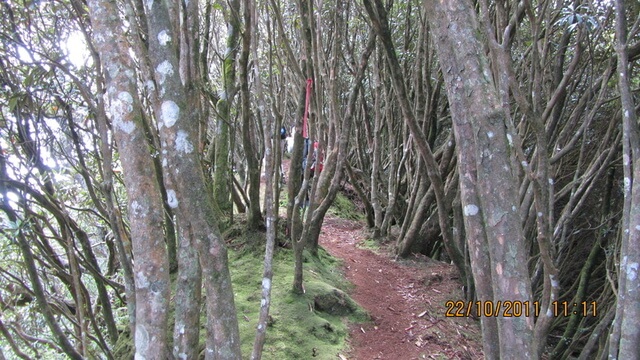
[
  {"xmin": 230, "ymin": 226, "xmax": 368, "ymax": 359},
  {"xmin": 113, "ymin": 218, "xmax": 368, "ymax": 360}
]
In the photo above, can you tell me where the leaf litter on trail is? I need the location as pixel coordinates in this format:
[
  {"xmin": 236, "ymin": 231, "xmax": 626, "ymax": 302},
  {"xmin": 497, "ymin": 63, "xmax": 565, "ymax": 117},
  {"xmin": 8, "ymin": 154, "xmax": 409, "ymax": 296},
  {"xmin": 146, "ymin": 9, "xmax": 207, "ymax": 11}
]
[{"xmin": 320, "ymin": 216, "xmax": 484, "ymax": 359}]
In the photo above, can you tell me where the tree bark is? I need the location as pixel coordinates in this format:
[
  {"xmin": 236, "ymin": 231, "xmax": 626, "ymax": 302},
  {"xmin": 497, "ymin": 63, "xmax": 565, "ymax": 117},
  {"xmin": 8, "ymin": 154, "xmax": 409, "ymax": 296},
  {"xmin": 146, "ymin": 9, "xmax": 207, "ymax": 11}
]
[
  {"xmin": 248, "ymin": 1, "xmax": 279, "ymax": 356},
  {"xmin": 88, "ymin": 0, "xmax": 171, "ymax": 357},
  {"xmin": 239, "ymin": 0, "xmax": 263, "ymax": 231},
  {"xmin": 143, "ymin": 0, "xmax": 242, "ymax": 357},
  {"xmin": 609, "ymin": 0, "xmax": 640, "ymax": 358},
  {"xmin": 424, "ymin": 0, "xmax": 535, "ymax": 358},
  {"xmin": 213, "ymin": 0, "xmax": 241, "ymax": 216},
  {"xmin": 172, "ymin": 225, "xmax": 201, "ymax": 359},
  {"xmin": 289, "ymin": 0, "xmax": 315, "ymax": 294}
]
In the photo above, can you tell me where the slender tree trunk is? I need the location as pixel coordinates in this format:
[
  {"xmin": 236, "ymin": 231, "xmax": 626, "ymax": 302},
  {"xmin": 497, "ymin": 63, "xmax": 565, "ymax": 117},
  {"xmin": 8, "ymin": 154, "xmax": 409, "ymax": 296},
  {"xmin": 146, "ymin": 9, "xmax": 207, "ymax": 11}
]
[
  {"xmin": 143, "ymin": 0, "xmax": 242, "ymax": 357},
  {"xmin": 248, "ymin": 2, "xmax": 279, "ymax": 356},
  {"xmin": 609, "ymin": 0, "xmax": 640, "ymax": 358},
  {"xmin": 289, "ymin": 0, "xmax": 315, "ymax": 294},
  {"xmin": 289, "ymin": 101, "xmax": 307, "ymax": 293},
  {"xmin": 213, "ymin": 0, "xmax": 241, "ymax": 217},
  {"xmin": 92, "ymin": 75, "xmax": 136, "ymax": 336},
  {"xmin": 88, "ymin": 0, "xmax": 171, "ymax": 357},
  {"xmin": 62, "ymin": 225, "xmax": 87, "ymax": 356},
  {"xmin": 380, "ymin": 109, "xmax": 401, "ymax": 236},
  {"xmin": 364, "ymin": 0, "xmax": 466, "ymax": 280},
  {"xmin": 239, "ymin": 0, "xmax": 263, "ymax": 231},
  {"xmin": 61, "ymin": 95, "xmax": 121, "ymax": 343},
  {"xmin": 370, "ymin": 63, "xmax": 384, "ymax": 237}
]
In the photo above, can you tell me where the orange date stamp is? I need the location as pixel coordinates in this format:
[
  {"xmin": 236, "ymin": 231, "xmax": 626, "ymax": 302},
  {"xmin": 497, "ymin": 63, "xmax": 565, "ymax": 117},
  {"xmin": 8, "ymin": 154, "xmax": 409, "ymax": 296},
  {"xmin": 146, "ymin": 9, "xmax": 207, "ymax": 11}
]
[
  {"xmin": 444, "ymin": 300, "xmax": 598, "ymax": 317},
  {"xmin": 445, "ymin": 300, "xmax": 539, "ymax": 317}
]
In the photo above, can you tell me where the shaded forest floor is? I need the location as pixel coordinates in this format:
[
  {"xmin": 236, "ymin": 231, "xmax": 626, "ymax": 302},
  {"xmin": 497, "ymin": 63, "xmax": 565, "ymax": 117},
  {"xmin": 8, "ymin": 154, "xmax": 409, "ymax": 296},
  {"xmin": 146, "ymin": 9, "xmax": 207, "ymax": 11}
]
[{"xmin": 319, "ymin": 216, "xmax": 484, "ymax": 359}]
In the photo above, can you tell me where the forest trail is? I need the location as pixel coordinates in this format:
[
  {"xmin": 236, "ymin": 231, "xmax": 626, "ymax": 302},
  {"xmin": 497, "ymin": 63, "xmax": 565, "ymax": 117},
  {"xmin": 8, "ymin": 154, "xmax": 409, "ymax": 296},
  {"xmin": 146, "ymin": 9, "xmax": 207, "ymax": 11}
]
[{"xmin": 319, "ymin": 216, "xmax": 484, "ymax": 359}]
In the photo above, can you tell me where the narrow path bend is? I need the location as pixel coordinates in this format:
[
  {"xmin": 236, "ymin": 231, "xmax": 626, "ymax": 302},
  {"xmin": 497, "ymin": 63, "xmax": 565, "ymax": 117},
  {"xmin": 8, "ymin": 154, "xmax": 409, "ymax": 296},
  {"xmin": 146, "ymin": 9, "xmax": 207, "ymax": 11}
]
[{"xmin": 319, "ymin": 217, "xmax": 483, "ymax": 360}]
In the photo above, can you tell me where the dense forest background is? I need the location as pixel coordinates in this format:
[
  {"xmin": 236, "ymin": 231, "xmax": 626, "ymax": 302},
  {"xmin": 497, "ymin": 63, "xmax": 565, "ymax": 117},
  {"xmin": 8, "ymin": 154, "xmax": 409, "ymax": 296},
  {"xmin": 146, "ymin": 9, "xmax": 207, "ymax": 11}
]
[{"xmin": 0, "ymin": 0, "xmax": 638, "ymax": 358}]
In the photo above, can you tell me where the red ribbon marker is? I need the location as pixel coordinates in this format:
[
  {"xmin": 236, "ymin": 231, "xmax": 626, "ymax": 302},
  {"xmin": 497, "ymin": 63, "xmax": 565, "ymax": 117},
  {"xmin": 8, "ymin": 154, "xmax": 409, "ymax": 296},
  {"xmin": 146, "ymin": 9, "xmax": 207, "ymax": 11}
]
[{"xmin": 303, "ymin": 78, "xmax": 313, "ymax": 139}]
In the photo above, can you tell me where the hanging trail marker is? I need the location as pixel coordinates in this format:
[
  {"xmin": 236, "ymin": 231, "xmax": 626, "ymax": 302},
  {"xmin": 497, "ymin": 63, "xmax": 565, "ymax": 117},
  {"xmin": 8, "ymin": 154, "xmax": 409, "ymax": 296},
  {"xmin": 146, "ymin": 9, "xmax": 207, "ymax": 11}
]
[{"xmin": 303, "ymin": 78, "xmax": 312, "ymax": 139}]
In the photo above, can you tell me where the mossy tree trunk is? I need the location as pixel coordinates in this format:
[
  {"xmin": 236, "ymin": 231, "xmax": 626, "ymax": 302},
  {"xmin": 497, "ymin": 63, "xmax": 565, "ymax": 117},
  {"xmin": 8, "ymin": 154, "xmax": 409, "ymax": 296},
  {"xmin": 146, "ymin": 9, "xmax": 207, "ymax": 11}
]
[
  {"xmin": 289, "ymin": 0, "xmax": 315, "ymax": 294},
  {"xmin": 90, "ymin": 0, "xmax": 243, "ymax": 357},
  {"xmin": 246, "ymin": 1, "xmax": 282, "ymax": 356},
  {"xmin": 239, "ymin": 0, "xmax": 263, "ymax": 231},
  {"xmin": 213, "ymin": 0, "xmax": 241, "ymax": 217},
  {"xmin": 144, "ymin": 0, "xmax": 242, "ymax": 356}
]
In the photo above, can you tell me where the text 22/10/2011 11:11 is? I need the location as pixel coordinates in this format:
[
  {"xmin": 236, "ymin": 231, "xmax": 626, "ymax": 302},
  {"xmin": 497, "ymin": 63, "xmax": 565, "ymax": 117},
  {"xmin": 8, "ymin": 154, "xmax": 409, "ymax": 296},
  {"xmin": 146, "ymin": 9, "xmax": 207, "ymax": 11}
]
[{"xmin": 444, "ymin": 300, "xmax": 597, "ymax": 318}]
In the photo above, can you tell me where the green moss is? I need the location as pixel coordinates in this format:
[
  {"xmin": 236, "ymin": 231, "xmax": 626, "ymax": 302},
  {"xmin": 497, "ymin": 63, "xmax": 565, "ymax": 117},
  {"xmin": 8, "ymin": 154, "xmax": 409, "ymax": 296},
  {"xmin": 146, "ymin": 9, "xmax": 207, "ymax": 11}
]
[
  {"xmin": 111, "ymin": 219, "xmax": 367, "ymax": 359},
  {"xmin": 231, "ymin": 242, "xmax": 368, "ymax": 359},
  {"xmin": 328, "ymin": 192, "xmax": 364, "ymax": 221},
  {"xmin": 357, "ymin": 237, "xmax": 381, "ymax": 251}
]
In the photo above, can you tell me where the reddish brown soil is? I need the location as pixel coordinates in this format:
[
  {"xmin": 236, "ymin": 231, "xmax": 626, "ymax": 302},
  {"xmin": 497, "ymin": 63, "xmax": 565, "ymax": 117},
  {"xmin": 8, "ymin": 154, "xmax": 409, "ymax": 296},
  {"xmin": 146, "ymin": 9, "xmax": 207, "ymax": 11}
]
[{"xmin": 319, "ymin": 217, "xmax": 484, "ymax": 360}]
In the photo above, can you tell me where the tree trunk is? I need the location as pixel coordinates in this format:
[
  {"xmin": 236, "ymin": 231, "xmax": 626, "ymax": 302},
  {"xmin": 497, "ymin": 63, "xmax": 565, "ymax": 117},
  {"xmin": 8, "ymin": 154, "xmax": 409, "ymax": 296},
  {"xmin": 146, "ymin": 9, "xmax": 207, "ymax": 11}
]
[
  {"xmin": 213, "ymin": 0, "xmax": 241, "ymax": 217},
  {"xmin": 239, "ymin": 0, "xmax": 263, "ymax": 231},
  {"xmin": 370, "ymin": 61, "xmax": 384, "ymax": 237},
  {"xmin": 172, "ymin": 225, "xmax": 201, "ymax": 359},
  {"xmin": 143, "ymin": 0, "xmax": 242, "ymax": 357},
  {"xmin": 609, "ymin": 0, "xmax": 640, "ymax": 357},
  {"xmin": 88, "ymin": 0, "xmax": 171, "ymax": 357},
  {"xmin": 93, "ymin": 86, "xmax": 137, "ymax": 336},
  {"xmin": 424, "ymin": 0, "xmax": 535, "ymax": 358},
  {"xmin": 247, "ymin": 0, "xmax": 278, "ymax": 356},
  {"xmin": 289, "ymin": 0, "xmax": 315, "ymax": 294}
]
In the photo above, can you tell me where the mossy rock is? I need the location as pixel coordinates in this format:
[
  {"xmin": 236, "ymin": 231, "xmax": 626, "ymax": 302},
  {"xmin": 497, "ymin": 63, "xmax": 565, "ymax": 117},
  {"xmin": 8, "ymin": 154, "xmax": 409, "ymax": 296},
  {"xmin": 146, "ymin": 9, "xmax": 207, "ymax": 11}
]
[
  {"xmin": 309, "ymin": 319, "xmax": 343, "ymax": 344},
  {"xmin": 313, "ymin": 288, "xmax": 358, "ymax": 316}
]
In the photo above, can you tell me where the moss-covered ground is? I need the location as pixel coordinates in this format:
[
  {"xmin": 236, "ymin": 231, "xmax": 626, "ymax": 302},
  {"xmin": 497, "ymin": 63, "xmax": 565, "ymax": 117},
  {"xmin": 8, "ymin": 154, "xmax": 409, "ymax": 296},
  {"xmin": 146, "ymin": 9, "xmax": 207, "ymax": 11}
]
[
  {"xmin": 229, "ymin": 227, "xmax": 368, "ymax": 359},
  {"xmin": 112, "ymin": 218, "xmax": 368, "ymax": 359},
  {"xmin": 229, "ymin": 190, "xmax": 367, "ymax": 359},
  {"xmin": 113, "ymin": 187, "xmax": 368, "ymax": 359}
]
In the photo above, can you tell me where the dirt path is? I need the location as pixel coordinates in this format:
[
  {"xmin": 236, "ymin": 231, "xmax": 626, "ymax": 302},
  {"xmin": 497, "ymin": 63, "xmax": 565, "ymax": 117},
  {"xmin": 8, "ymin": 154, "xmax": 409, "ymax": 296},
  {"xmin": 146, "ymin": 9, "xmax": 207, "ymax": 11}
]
[{"xmin": 319, "ymin": 217, "xmax": 483, "ymax": 360}]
